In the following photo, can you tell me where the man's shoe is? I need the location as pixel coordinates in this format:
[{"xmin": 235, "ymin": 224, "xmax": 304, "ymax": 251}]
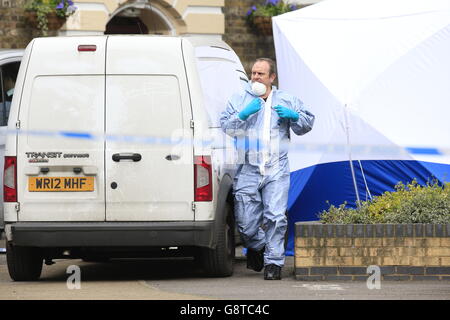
[
  {"xmin": 246, "ymin": 247, "xmax": 264, "ymax": 272},
  {"xmin": 264, "ymin": 264, "xmax": 282, "ymax": 280}
]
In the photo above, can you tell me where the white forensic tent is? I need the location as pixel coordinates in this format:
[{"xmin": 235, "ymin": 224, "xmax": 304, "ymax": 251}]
[{"xmin": 272, "ymin": 0, "xmax": 450, "ymax": 254}]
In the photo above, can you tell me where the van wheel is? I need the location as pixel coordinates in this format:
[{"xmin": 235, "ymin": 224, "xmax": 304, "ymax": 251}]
[
  {"xmin": 6, "ymin": 241, "xmax": 43, "ymax": 281},
  {"xmin": 199, "ymin": 203, "xmax": 235, "ymax": 277}
]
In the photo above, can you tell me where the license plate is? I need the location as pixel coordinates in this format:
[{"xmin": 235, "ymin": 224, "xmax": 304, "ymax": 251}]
[{"xmin": 28, "ymin": 177, "xmax": 95, "ymax": 192}]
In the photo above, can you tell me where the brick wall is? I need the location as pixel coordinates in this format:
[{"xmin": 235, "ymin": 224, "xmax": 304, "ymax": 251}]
[
  {"xmin": 223, "ymin": 0, "xmax": 276, "ymax": 75},
  {"xmin": 295, "ymin": 223, "xmax": 450, "ymax": 281},
  {"xmin": 0, "ymin": 0, "xmax": 40, "ymax": 49}
]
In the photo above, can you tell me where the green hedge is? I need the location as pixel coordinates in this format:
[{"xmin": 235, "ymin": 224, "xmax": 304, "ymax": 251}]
[{"xmin": 319, "ymin": 180, "xmax": 450, "ymax": 224}]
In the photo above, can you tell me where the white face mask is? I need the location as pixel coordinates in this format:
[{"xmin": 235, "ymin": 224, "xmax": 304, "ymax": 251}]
[{"xmin": 251, "ymin": 81, "xmax": 267, "ymax": 97}]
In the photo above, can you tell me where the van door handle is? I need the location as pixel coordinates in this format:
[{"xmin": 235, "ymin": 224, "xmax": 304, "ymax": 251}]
[
  {"xmin": 112, "ymin": 153, "xmax": 142, "ymax": 162},
  {"xmin": 165, "ymin": 154, "xmax": 180, "ymax": 161}
]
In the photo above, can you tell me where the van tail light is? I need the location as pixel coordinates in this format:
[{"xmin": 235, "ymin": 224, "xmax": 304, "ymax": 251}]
[
  {"xmin": 4, "ymin": 156, "xmax": 17, "ymax": 202},
  {"xmin": 194, "ymin": 156, "xmax": 212, "ymax": 201}
]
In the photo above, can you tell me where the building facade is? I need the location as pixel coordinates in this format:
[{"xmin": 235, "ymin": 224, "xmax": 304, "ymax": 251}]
[
  {"xmin": 62, "ymin": 0, "xmax": 225, "ymax": 39},
  {"xmin": 0, "ymin": 0, "xmax": 318, "ymax": 72}
]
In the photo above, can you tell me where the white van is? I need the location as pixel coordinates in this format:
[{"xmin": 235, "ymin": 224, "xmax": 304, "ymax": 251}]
[
  {"xmin": 0, "ymin": 49, "xmax": 24, "ymax": 231},
  {"xmin": 4, "ymin": 36, "xmax": 247, "ymax": 281}
]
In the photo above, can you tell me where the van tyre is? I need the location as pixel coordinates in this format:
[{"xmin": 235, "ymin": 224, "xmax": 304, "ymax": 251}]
[
  {"xmin": 6, "ymin": 241, "xmax": 43, "ymax": 281},
  {"xmin": 199, "ymin": 203, "xmax": 235, "ymax": 277}
]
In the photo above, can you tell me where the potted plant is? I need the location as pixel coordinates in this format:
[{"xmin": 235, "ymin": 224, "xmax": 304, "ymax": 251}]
[
  {"xmin": 24, "ymin": 0, "xmax": 77, "ymax": 35},
  {"xmin": 246, "ymin": 0, "xmax": 298, "ymax": 36}
]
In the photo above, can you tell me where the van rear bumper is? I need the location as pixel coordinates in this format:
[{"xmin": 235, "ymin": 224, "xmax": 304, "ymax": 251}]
[{"xmin": 9, "ymin": 221, "xmax": 215, "ymax": 248}]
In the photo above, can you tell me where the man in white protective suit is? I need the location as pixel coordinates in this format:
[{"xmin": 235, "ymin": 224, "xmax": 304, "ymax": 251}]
[{"xmin": 220, "ymin": 58, "xmax": 315, "ymax": 280}]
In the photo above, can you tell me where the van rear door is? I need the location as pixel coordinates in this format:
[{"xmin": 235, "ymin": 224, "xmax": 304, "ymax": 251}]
[
  {"xmin": 105, "ymin": 36, "xmax": 194, "ymax": 221},
  {"xmin": 17, "ymin": 37, "xmax": 106, "ymax": 221}
]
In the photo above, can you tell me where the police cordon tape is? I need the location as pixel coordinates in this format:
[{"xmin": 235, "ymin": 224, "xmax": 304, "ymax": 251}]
[{"xmin": 6, "ymin": 129, "xmax": 450, "ymax": 157}]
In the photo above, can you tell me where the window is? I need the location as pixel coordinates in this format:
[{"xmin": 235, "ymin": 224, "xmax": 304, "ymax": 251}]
[
  {"xmin": 28, "ymin": 75, "xmax": 104, "ymax": 149},
  {"xmin": 0, "ymin": 61, "xmax": 21, "ymax": 126}
]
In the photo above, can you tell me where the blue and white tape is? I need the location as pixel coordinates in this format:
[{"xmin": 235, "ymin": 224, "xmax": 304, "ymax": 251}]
[{"xmin": 5, "ymin": 129, "xmax": 450, "ymax": 157}]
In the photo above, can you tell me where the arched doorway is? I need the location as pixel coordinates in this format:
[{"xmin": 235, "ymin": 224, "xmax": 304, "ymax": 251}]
[{"xmin": 105, "ymin": 3, "xmax": 175, "ymax": 35}]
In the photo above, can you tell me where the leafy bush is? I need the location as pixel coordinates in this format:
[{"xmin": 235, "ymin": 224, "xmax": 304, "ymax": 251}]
[{"xmin": 319, "ymin": 180, "xmax": 450, "ymax": 224}]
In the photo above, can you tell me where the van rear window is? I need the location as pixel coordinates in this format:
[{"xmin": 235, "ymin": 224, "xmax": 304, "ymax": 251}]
[
  {"xmin": 26, "ymin": 75, "xmax": 104, "ymax": 148},
  {"xmin": 105, "ymin": 75, "xmax": 184, "ymax": 141}
]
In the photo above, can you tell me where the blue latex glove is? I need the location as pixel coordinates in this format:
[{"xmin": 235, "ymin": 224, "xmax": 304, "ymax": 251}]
[
  {"xmin": 238, "ymin": 98, "xmax": 262, "ymax": 121},
  {"xmin": 273, "ymin": 105, "xmax": 299, "ymax": 122}
]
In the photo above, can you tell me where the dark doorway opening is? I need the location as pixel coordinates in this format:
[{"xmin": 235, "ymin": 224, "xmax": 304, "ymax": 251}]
[{"xmin": 105, "ymin": 16, "xmax": 149, "ymax": 34}]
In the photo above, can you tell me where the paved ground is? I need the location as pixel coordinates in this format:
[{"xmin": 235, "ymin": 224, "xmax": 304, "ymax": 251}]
[{"xmin": 1, "ymin": 236, "xmax": 450, "ymax": 300}]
